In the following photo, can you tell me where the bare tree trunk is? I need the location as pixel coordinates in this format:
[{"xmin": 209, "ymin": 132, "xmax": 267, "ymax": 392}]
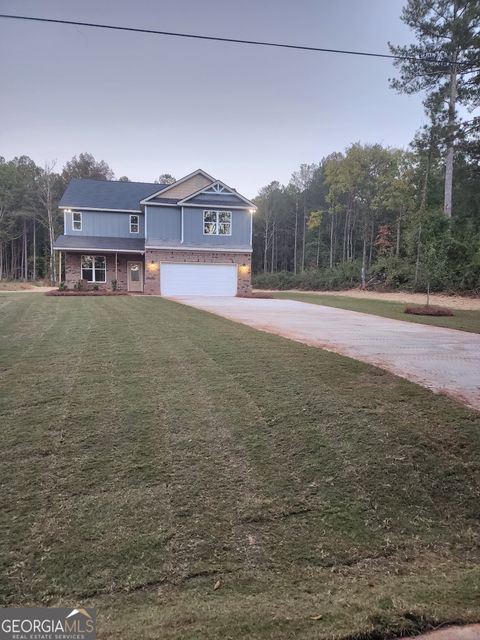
[
  {"xmin": 316, "ymin": 220, "xmax": 321, "ymax": 267},
  {"xmin": 414, "ymin": 224, "xmax": 422, "ymax": 290},
  {"xmin": 368, "ymin": 221, "xmax": 374, "ymax": 267},
  {"xmin": 444, "ymin": 52, "xmax": 458, "ymax": 218},
  {"xmin": 32, "ymin": 216, "xmax": 36, "ymax": 280},
  {"xmin": 270, "ymin": 219, "xmax": 275, "ymax": 273},
  {"xmin": 263, "ymin": 214, "xmax": 270, "ymax": 274},
  {"xmin": 396, "ymin": 214, "xmax": 401, "ymax": 256},
  {"xmin": 414, "ymin": 130, "xmax": 433, "ymax": 289},
  {"xmin": 329, "ymin": 211, "xmax": 334, "ymax": 268},
  {"xmin": 23, "ymin": 219, "xmax": 28, "ymax": 280},
  {"xmin": 361, "ymin": 233, "xmax": 367, "ymax": 289},
  {"xmin": 293, "ymin": 201, "xmax": 298, "ymax": 274},
  {"xmin": 301, "ymin": 206, "xmax": 306, "ymax": 272}
]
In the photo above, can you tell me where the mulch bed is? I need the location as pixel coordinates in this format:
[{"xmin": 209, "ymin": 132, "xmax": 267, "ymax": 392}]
[
  {"xmin": 239, "ymin": 292, "xmax": 274, "ymax": 299},
  {"xmin": 405, "ymin": 305, "xmax": 455, "ymax": 317},
  {"xmin": 46, "ymin": 290, "xmax": 129, "ymax": 297}
]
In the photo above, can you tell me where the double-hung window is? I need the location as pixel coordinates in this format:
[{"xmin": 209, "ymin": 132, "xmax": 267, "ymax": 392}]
[
  {"xmin": 81, "ymin": 256, "xmax": 106, "ymax": 283},
  {"xmin": 203, "ymin": 210, "xmax": 232, "ymax": 236},
  {"xmin": 129, "ymin": 214, "xmax": 139, "ymax": 233},
  {"xmin": 72, "ymin": 211, "xmax": 82, "ymax": 231}
]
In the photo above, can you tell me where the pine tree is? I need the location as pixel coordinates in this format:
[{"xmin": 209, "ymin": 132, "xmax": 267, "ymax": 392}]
[{"xmin": 389, "ymin": 0, "xmax": 479, "ymax": 217}]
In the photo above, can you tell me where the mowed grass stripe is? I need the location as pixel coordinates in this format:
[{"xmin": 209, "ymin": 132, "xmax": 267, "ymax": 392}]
[{"xmin": 0, "ymin": 294, "xmax": 479, "ymax": 639}]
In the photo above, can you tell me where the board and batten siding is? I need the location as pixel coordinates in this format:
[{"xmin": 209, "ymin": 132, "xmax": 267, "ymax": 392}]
[
  {"xmin": 64, "ymin": 210, "xmax": 145, "ymax": 238},
  {"xmin": 145, "ymin": 206, "xmax": 181, "ymax": 244},
  {"xmin": 182, "ymin": 207, "xmax": 251, "ymax": 247}
]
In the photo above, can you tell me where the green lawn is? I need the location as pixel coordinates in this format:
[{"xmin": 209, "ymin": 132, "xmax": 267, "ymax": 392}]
[
  {"xmin": 1, "ymin": 293, "xmax": 479, "ymax": 639},
  {"xmin": 271, "ymin": 291, "xmax": 480, "ymax": 334}
]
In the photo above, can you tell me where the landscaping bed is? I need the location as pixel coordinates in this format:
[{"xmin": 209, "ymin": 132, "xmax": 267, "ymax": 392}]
[
  {"xmin": 405, "ymin": 304, "xmax": 455, "ymax": 317},
  {"xmin": 46, "ymin": 289, "xmax": 129, "ymax": 296}
]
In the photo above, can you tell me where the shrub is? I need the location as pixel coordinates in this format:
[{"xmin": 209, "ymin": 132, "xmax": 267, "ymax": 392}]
[
  {"xmin": 253, "ymin": 262, "xmax": 360, "ymax": 291},
  {"xmin": 58, "ymin": 281, "xmax": 67, "ymax": 291},
  {"xmin": 92, "ymin": 283, "xmax": 99, "ymax": 291},
  {"xmin": 111, "ymin": 279, "xmax": 118, "ymax": 291},
  {"xmin": 253, "ymin": 271, "xmax": 296, "ymax": 290},
  {"xmin": 370, "ymin": 256, "xmax": 415, "ymax": 289}
]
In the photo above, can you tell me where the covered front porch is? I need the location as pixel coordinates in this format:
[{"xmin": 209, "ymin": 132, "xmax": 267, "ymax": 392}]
[
  {"xmin": 62, "ymin": 252, "xmax": 145, "ymax": 292},
  {"xmin": 53, "ymin": 235, "xmax": 145, "ymax": 292}
]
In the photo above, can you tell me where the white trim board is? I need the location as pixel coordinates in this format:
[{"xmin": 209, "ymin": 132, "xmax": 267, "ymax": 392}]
[
  {"xmin": 54, "ymin": 247, "xmax": 145, "ymax": 254},
  {"xmin": 59, "ymin": 206, "xmax": 142, "ymax": 213}
]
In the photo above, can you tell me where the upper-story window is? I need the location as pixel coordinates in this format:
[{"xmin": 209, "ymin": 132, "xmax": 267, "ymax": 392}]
[
  {"xmin": 129, "ymin": 214, "xmax": 139, "ymax": 233},
  {"xmin": 72, "ymin": 211, "xmax": 82, "ymax": 231},
  {"xmin": 203, "ymin": 210, "xmax": 232, "ymax": 236}
]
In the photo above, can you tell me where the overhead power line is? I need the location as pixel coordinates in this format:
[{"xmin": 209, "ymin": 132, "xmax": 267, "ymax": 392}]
[{"xmin": 0, "ymin": 13, "xmax": 454, "ymax": 66}]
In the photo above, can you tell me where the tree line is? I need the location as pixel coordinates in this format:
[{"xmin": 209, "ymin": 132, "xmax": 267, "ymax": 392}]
[
  {"xmin": 253, "ymin": 0, "xmax": 479, "ymax": 292},
  {"xmin": 0, "ymin": 153, "xmax": 174, "ymax": 282}
]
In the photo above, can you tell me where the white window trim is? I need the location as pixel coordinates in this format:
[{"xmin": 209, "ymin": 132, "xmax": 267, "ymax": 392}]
[
  {"xmin": 81, "ymin": 255, "xmax": 107, "ymax": 283},
  {"xmin": 129, "ymin": 214, "xmax": 140, "ymax": 234},
  {"xmin": 203, "ymin": 210, "xmax": 232, "ymax": 236},
  {"xmin": 72, "ymin": 211, "xmax": 82, "ymax": 231}
]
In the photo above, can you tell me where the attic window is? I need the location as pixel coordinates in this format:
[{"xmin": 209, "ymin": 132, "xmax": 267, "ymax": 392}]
[
  {"xmin": 129, "ymin": 214, "xmax": 139, "ymax": 233},
  {"xmin": 72, "ymin": 211, "xmax": 82, "ymax": 231},
  {"xmin": 203, "ymin": 210, "xmax": 232, "ymax": 236}
]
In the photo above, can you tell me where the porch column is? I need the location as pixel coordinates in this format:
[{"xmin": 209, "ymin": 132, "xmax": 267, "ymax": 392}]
[
  {"xmin": 58, "ymin": 251, "xmax": 62, "ymax": 285},
  {"xmin": 115, "ymin": 253, "xmax": 118, "ymax": 282}
]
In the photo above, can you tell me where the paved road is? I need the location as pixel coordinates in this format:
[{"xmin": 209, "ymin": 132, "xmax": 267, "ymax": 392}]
[{"xmin": 174, "ymin": 296, "xmax": 480, "ymax": 411}]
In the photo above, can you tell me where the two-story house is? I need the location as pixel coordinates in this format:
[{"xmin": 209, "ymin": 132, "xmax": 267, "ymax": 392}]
[{"xmin": 53, "ymin": 169, "xmax": 256, "ymax": 296}]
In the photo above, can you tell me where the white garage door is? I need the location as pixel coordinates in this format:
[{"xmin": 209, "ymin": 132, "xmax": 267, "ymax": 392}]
[{"xmin": 160, "ymin": 263, "xmax": 237, "ymax": 296}]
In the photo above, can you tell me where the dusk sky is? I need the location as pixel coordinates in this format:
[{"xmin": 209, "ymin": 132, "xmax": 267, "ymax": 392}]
[{"xmin": 0, "ymin": 0, "xmax": 424, "ymax": 197}]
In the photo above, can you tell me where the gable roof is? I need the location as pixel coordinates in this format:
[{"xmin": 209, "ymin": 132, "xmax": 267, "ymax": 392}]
[
  {"xmin": 59, "ymin": 178, "xmax": 167, "ymax": 211},
  {"xmin": 177, "ymin": 180, "xmax": 256, "ymax": 209},
  {"xmin": 140, "ymin": 169, "xmax": 215, "ymax": 203}
]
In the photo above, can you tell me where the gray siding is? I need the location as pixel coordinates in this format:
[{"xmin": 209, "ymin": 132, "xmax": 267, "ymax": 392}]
[
  {"xmin": 145, "ymin": 205, "xmax": 181, "ymax": 244},
  {"xmin": 186, "ymin": 192, "xmax": 250, "ymax": 207},
  {"xmin": 183, "ymin": 207, "xmax": 251, "ymax": 247},
  {"xmin": 64, "ymin": 210, "xmax": 144, "ymax": 238}
]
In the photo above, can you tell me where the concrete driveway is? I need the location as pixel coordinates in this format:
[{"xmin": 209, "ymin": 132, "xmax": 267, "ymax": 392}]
[{"xmin": 174, "ymin": 296, "xmax": 480, "ymax": 411}]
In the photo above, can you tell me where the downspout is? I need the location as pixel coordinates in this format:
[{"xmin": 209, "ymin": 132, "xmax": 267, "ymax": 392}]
[{"xmin": 181, "ymin": 206, "xmax": 184, "ymax": 244}]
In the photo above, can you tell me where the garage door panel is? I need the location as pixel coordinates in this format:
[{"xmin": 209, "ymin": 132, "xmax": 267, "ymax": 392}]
[{"xmin": 161, "ymin": 263, "xmax": 237, "ymax": 296}]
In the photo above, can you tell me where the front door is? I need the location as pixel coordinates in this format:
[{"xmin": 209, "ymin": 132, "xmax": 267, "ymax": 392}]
[{"xmin": 127, "ymin": 261, "xmax": 143, "ymax": 292}]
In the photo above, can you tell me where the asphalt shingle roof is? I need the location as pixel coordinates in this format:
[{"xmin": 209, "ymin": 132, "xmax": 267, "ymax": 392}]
[
  {"xmin": 59, "ymin": 178, "xmax": 167, "ymax": 211},
  {"xmin": 53, "ymin": 235, "xmax": 145, "ymax": 252}
]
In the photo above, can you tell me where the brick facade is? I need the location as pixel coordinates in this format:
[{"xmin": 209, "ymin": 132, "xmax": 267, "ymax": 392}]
[
  {"xmin": 64, "ymin": 249, "xmax": 252, "ymax": 295},
  {"xmin": 144, "ymin": 249, "xmax": 252, "ymax": 296},
  {"xmin": 64, "ymin": 252, "xmax": 143, "ymax": 291}
]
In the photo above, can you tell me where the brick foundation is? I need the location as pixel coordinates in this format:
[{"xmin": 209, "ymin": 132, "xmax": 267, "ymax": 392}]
[{"xmin": 144, "ymin": 249, "xmax": 252, "ymax": 296}]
